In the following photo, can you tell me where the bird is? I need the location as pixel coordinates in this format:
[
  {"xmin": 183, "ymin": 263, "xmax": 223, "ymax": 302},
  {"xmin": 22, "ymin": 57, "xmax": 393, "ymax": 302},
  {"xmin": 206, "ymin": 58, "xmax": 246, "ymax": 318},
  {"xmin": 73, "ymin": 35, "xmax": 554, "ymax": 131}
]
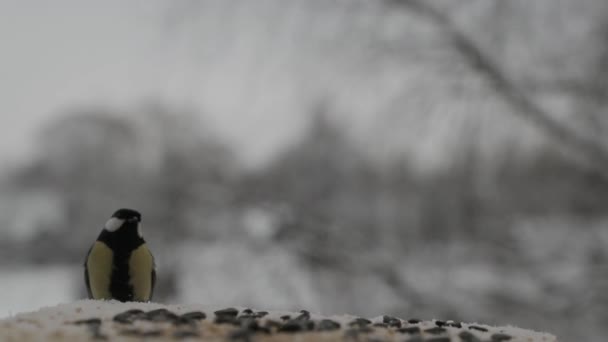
[{"xmin": 84, "ymin": 208, "xmax": 155, "ymax": 302}]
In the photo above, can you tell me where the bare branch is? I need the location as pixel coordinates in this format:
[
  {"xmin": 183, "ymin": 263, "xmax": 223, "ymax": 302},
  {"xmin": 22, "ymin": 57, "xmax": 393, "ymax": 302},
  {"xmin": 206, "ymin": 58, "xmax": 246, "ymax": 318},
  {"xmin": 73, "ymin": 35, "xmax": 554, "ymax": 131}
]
[{"xmin": 387, "ymin": 0, "xmax": 608, "ymax": 180}]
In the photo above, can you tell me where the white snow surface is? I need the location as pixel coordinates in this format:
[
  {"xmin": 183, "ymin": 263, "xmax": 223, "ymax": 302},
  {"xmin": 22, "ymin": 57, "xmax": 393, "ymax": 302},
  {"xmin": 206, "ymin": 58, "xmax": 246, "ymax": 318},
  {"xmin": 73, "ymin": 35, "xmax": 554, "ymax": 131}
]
[{"xmin": 0, "ymin": 300, "xmax": 558, "ymax": 341}]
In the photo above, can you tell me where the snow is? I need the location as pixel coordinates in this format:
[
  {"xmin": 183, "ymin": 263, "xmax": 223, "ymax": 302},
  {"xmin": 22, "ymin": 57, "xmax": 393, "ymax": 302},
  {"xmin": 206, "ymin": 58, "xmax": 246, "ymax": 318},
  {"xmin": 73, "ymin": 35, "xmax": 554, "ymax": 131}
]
[{"xmin": 0, "ymin": 300, "xmax": 558, "ymax": 341}]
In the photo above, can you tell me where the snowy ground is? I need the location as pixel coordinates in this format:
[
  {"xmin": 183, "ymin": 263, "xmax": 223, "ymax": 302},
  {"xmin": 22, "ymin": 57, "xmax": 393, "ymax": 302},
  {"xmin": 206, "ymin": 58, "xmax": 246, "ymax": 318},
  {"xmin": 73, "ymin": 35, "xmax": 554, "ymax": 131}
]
[{"xmin": 0, "ymin": 300, "xmax": 557, "ymax": 341}]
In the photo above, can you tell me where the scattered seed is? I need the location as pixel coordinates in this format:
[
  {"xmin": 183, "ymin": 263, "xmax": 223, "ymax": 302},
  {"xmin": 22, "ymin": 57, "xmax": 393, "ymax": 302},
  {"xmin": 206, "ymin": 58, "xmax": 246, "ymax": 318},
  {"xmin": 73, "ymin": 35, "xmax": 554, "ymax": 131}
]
[
  {"xmin": 214, "ymin": 308, "xmax": 239, "ymax": 317},
  {"xmin": 317, "ymin": 319, "xmax": 341, "ymax": 331},
  {"xmin": 180, "ymin": 311, "xmax": 206, "ymax": 320},
  {"xmin": 469, "ymin": 325, "xmax": 488, "ymax": 332},
  {"xmin": 215, "ymin": 316, "xmax": 239, "ymax": 326},
  {"xmin": 447, "ymin": 321, "xmax": 462, "ymax": 328},
  {"xmin": 73, "ymin": 318, "xmax": 101, "ymax": 326},
  {"xmin": 349, "ymin": 318, "xmax": 372, "ymax": 327},
  {"xmin": 113, "ymin": 309, "xmax": 146, "ymax": 324},
  {"xmin": 434, "ymin": 320, "xmax": 446, "ymax": 327},
  {"xmin": 295, "ymin": 311, "xmax": 310, "ymax": 320},
  {"xmin": 280, "ymin": 315, "xmax": 291, "ymax": 321},
  {"xmin": 173, "ymin": 316, "xmax": 196, "ymax": 326},
  {"xmin": 407, "ymin": 318, "xmax": 421, "ymax": 324},
  {"xmin": 145, "ymin": 308, "xmax": 179, "ymax": 322}
]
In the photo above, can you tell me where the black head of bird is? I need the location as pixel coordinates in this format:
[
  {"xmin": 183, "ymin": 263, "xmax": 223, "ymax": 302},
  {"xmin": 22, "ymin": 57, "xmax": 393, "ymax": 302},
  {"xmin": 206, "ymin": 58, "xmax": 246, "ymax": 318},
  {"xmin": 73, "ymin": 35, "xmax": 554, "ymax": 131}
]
[{"xmin": 84, "ymin": 208, "xmax": 156, "ymax": 302}]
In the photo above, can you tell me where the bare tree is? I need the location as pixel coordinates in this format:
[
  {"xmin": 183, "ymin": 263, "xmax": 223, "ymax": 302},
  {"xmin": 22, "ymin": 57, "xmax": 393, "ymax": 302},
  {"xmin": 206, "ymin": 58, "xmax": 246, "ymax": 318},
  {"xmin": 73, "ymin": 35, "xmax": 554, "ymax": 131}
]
[{"xmin": 386, "ymin": 0, "xmax": 608, "ymax": 181}]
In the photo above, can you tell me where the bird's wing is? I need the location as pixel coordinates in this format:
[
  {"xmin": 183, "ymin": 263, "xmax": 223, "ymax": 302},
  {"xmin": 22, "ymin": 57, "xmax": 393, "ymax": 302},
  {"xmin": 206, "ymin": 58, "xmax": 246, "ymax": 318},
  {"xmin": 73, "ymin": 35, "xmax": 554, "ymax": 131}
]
[
  {"xmin": 150, "ymin": 266, "xmax": 156, "ymax": 301},
  {"xmin": 149, "ymin": 250, "xmax": 156, "ymax": 301},
  {"xmin": 84, "ymin": 245, "xmax": 93, "ymax": 299}
]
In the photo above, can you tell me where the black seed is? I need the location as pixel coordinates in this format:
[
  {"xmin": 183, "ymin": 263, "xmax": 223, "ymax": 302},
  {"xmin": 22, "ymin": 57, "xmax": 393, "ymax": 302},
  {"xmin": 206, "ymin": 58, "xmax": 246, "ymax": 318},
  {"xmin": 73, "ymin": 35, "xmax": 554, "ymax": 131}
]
[
  {"xmin": 73, "ymin": 318, "xmax": 102, "ymax": 325},
  {"xmin": 447, "ymin": 321, "xmax": 462, "ymax": 328},
  {"xmin": 145, "ymin": 308, "xmax": 179, "ymax": 322},
  {"xmin": 434, "ymin": 320, "xmax": 446, "ymax": 327},
  {"xmin": 237, "ymin": 314, "xmax": 255, "ymax": 321},
  {"xmin": 181, "ymin": 311, "xmax": 206, "ymax": 320},
  {"xmin": 382, "ymin": 315, "xmax": 402, "ymax": 328},
  {"xmin": 215, "ymin": 316, "xmax": 240, "ymax": 325},
  {"xmin": 280, "ymin": 315, "xmax": 291, "ymax": 321},
  {"xmin": 173, "ymin": 316, "xmax": 196, "ymax": 326},
  {"xmin": 424, "ymin": 327, "xmax": 447, "ymax": 335},
  {"xmin": 382, "ymin": 315, "xmax": 396, "ymax": 323},
  {"xmin": 295, "ymin": 311, "xmax": 310, "ymax": 320},
  {"xmin": 491, "ymin": 333, "xmax": 512, "ymax": 341},
  {"xmin": 242, "ymin": 308, "xmax": 253, "ymax": 314},
  {"xmin": 214, "ymin": 308, "xmax": 239, "ymax": 317},
  {"xmin": 173, "ymin": 330, "xmax": 199, "ymax": 339},
  {"xmin": 469, "ymin": 325, "xmax": 488, "ymax": 332},
  {"xmin": 373, "ymin": 323, "xmax": 388, "ymax": 328},
  {"xmin": 407, "ymin": 318, "xmax": 421, "ymax": 324},
  {"xmin": 255, "ymin": 311, "xmax": 268, "ymax": 318},
  {"xmin": 317, "ymin": 319, "xmax": 341, "ymax": 331},
  {"xmin": 349, "ymin": 318, "xmax": 372, "ymax": 327},
  {"xmin": 113, "ymin": 309, "xmax": 146, "ymax": 324},
  {"xmin": 397, "ymin": 326, "xmax": 421, "ymax": 334},
  {"xmin": 121, "ymin": 329, "xmax": 163, "ymax": 337},
  {"xmin": 459, "ymin": 331, "xmax": 482, "ymax": 342},
  {"xmin": 278, "ymin": 320, "xmax": 303, "ymax": 333}
]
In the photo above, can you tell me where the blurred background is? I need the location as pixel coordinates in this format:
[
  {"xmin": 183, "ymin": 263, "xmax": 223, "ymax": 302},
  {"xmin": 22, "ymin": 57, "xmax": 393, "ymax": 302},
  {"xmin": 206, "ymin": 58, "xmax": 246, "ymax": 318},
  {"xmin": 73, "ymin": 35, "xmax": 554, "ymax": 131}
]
[{"xmin": 0, "ymin": 0, "xmax": 606, "ymax": 340}]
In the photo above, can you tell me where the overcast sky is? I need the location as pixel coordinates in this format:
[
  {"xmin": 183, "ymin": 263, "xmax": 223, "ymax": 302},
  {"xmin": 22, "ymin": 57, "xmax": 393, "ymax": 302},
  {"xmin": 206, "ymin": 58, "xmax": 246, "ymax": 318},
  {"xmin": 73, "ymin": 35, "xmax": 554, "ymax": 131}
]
[{"xmin": 0, "ymin": 0, "xmax": 314, "ymax": 169}]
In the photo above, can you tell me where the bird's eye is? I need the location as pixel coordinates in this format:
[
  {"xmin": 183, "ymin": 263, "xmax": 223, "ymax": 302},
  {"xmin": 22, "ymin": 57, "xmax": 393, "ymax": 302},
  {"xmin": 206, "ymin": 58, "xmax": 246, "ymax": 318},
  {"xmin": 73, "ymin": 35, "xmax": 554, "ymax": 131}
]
[{"xmin": 104, "ymin": 218, "xmax": 125, "ymax": 232}]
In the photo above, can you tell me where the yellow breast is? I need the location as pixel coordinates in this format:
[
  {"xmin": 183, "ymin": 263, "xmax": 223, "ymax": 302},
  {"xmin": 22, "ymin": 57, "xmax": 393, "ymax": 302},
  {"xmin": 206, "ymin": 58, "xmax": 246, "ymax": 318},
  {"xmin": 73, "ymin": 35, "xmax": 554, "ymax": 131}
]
[
  {"xmin": 128, "ymin": 244, "xmax": 155, "ymax": 301},
  {"xmin": 86, "ymin": 241, "xmax": 114, "ymax": 300}
]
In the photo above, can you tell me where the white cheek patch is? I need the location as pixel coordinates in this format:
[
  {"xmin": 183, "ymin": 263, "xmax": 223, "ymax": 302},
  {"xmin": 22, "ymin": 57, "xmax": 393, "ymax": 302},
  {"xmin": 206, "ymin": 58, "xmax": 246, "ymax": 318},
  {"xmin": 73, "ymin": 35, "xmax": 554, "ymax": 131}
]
[
  {"xmin": 104, "ymin": 218, "xmax": 125, "ymax": 232},
  {"xmin": 137, "ymin": 223, "xmax": 143, "ymax": 238}
]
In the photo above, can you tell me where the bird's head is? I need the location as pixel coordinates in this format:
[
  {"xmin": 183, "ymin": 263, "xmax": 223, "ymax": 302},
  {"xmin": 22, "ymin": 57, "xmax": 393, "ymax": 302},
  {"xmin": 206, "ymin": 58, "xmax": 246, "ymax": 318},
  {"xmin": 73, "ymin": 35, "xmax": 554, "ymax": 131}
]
[{"xmin": 104, "ymin": 208, "xmax": 143, "ymax": 238}]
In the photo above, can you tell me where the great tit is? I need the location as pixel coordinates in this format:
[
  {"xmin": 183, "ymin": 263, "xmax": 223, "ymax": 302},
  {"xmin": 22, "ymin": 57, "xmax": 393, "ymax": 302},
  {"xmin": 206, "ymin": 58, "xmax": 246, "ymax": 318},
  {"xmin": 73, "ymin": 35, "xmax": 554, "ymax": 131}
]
[{"xmin": 84, "ymin": 208, "xmax": 156, "ymax": 302}]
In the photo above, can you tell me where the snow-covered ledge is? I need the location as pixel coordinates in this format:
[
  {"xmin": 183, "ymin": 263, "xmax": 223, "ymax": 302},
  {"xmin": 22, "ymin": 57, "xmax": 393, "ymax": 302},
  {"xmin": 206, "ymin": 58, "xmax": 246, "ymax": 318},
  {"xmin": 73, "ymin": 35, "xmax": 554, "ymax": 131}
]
[{"xmin": 0, "ymin": 300, "xmax": 557, "ymax": 341}]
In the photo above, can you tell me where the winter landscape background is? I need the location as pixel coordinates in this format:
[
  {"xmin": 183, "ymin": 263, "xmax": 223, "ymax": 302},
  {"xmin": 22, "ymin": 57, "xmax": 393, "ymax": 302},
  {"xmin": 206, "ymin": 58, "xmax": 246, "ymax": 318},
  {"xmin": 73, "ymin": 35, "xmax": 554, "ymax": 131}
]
[{"xmin": 1, "ymin": 1, "xmax": 606, "ymax": 341}]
